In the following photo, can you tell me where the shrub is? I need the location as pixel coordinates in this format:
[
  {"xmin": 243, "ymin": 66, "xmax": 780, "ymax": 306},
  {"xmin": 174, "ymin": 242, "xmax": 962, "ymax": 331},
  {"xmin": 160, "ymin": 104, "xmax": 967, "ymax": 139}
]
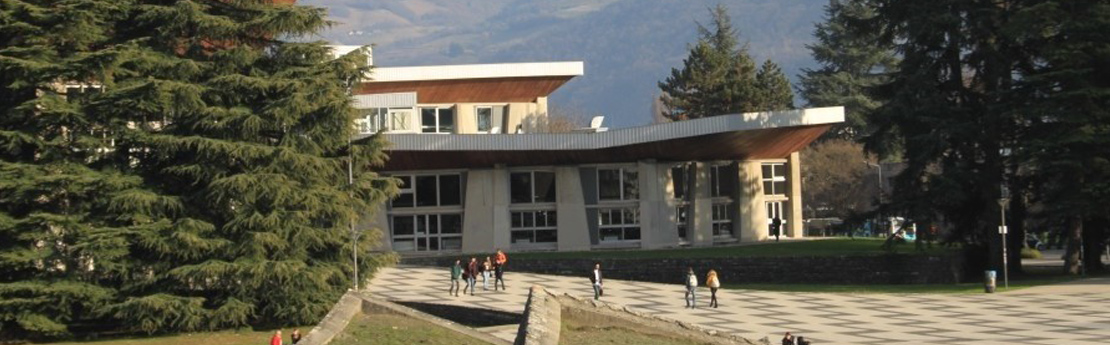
[{"xmin": 1020, "ymin": 248, "xmax": 1043, "ymax": 259}]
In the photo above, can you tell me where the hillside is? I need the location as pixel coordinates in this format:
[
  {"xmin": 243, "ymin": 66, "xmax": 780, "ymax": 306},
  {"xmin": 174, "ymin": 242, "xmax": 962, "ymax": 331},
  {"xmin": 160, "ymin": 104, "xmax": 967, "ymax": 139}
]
[{"xmin": 303, "ymin": 0, "xmax": 825, "ymax": 128}]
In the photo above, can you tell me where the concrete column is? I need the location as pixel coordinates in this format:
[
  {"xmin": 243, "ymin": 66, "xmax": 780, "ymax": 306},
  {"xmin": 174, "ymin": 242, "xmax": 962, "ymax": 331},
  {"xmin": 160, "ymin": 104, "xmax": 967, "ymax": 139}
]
[
  {"xmin": 788, "ymin": 152, "xmax": 804, "ymax": 238},
  {"xmin": 555, "ymin": 167, "xmax": 591, "ymax": 251},
  {"xmin": 491, "ymin": 165, "xmax": 512, "ymax": 250},
  {"xmin": 462, "ymin": 169, "xmax": 495, "ymax": 253},
  {"xmin": 737, "ymin": 160, "xmax": 767, "ymax": 242},
  {"xmin": 690, "ymin": 162, "xmax": 715, "ymax": 246},
  {"xmin": 638, "ymin": 161, "xmax": 678, "ymax": 249}
]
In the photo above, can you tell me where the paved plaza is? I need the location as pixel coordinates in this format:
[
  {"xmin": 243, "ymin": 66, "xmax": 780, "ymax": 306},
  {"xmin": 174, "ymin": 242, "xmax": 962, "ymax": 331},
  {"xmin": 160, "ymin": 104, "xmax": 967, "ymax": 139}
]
[{"xmin": 367, "ymin": 266, "xmax": 1110, "ymax": 345}]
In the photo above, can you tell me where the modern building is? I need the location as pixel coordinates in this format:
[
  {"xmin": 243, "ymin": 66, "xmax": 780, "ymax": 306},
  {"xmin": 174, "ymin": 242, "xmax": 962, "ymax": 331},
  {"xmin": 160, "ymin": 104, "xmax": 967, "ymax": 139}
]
[{"xmin": 350, "ymin": 58, "xmax": 843, "ymax": 255}]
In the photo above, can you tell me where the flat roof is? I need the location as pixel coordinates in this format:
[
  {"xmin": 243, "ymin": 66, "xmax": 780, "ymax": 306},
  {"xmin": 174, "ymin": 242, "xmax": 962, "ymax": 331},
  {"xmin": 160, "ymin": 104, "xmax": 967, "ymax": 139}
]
[
  {"xmin": 367, "ymin": 61, "xmax": 584, "ymax": 82},
  {"xmin": 362, "ymin": 107, "xmax": 845, "ymax": 171}
]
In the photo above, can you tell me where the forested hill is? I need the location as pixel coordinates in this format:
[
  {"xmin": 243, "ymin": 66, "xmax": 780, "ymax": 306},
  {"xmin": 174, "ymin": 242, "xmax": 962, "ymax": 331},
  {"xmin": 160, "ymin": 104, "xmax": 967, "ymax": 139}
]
[{"xmin": 303, "ymin": 0, "xmax": 825, "ymax": 128}]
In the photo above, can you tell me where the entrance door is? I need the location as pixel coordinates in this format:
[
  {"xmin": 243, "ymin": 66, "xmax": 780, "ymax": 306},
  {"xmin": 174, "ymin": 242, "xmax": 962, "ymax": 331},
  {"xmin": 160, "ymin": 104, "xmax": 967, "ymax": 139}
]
[{"xmin": 767, "ymin": 201, "xmax": 786, "ymax": 237}]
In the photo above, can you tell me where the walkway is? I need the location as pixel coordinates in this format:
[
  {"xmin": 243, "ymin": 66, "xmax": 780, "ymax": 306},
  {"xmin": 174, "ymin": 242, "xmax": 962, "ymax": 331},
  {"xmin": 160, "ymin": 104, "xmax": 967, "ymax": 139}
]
[{"xmin": 367, "ymin": 266, "xmax": 1110, "ymax": 345}]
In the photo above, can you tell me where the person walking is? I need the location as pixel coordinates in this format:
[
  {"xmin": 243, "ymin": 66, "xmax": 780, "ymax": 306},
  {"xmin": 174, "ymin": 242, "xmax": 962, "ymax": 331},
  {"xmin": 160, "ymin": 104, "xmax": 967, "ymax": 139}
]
[
  {"xmin": 290, "ymin": 329, "xmax": 302, "ymax": 344},
  {"xmin": 494, "ymin": 249, "xmax": 508, "ymax": 290},
  {"xmin": 481, "ymin": 257, "xmax": 493, "ymax": 290},
  {"xmin": 465, "ymin": 257, "xmax": 478, "ymax": 295},
  {"xmin": 772, "ymin": 216, "xmax": 783, "ymax": 242},
  {"xmin": 796, "ymin": 336, "xmax": 810, "ymax": 345},
  {"xmin": 590, "ymin": 263, "xmax": 603, "ymax": 300},
  {"xmin": 781, "ymin": 332, "xmax": 795, "ymax": 345},
  {"xmin": 270, "ymin": 330, "xmax": 283, "ymax": 345},
  {"xmin": 449, "ymin": 259, "xmax": 463, "ymax": 297},
  {"xmin": 706, "ymin": 269, "xmax": 720, "ymax": 308},
  {"xmin": 684, "ymin": 267, "xmax": 698, "ymax": 308}
]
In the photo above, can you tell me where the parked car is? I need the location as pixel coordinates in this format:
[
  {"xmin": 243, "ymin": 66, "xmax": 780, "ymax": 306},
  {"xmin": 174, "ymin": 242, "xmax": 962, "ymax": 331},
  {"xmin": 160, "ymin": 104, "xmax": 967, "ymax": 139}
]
[{"xmin": 1026, "ymin": 234, "xmax": 1046, "ymax": 251}]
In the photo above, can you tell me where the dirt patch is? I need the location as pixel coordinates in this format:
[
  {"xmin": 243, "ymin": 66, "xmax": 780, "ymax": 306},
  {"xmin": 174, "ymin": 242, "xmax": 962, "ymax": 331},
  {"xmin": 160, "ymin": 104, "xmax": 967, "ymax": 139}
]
[
  {"xmin": 329, "ymin": 312, "xmax": 493, "ymax": 345},
  {"xmin": 560, "ymin": 308, "xmax": 721, "ymax": 345}
]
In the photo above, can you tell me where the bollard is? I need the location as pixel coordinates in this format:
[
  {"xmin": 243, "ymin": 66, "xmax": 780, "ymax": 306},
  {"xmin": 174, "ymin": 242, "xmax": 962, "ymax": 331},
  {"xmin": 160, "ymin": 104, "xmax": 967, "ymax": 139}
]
[{"xmin": 984, "ymin": 270, "xmax": 997, "ymax": 293}]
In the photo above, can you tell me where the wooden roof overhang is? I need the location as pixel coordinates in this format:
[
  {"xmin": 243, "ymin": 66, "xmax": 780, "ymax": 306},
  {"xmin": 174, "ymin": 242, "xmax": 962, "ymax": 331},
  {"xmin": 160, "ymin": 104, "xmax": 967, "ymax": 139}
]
[
  {"xmin": 377, "ymin": 124, "xmax": 832, "ymax": 171},
  {"xmin": 353, "ymin": 76, "xmax": 576, "ymax": 103}
]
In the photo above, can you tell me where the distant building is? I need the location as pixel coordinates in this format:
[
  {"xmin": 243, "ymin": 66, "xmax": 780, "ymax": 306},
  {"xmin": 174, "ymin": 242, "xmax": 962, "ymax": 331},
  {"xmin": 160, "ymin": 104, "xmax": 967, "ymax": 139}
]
[{"xmin": 348, "ymin": 49, "xmax": 843, "ymax": 254}]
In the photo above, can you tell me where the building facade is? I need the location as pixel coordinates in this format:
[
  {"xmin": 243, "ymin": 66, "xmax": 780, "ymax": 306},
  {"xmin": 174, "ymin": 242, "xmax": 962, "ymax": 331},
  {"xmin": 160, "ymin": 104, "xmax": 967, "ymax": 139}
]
[{"xmin": 350, "ymin": 59, "xmax": 843, "ymax": 255}]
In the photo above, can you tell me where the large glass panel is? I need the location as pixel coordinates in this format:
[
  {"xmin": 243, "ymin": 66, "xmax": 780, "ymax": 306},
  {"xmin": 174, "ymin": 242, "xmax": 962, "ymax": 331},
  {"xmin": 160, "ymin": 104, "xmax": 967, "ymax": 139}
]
[
  {"xmin": 393, "ymin": 239, "xmax": 415, "ymax": 251},
  {"xmin": 598, "ymin": 169, "xmax": 621, "ymax": 200},
  {"xmin": 511, "ymin": 231, "xmax": 533, "ymax": 244},
  {"xmin": 763, "ymin": 181, "xmax": 775, "ymax": 195},
  {"xmin": 393, "ymin": 193, "xmax": 414, "ymax": 208},
  {"xmin": 476, "ymin": 107, "xmax": 492, "ymax": 132},
  {"xmin": 441, "ymin": 214, "xmax": 462, "ymax": 234},
  {"xmin": 600, "ymin": 228, "xmax": 622, "ymax": 242},
  {"xmin": 421, "ymin": 108, "xmax": 437, "ymax": 133},
  {"xmin": 438, "ymin": 108, "xmax": 454, "ymax": 133},
  {"xmin": 710, "ymin": 166, "xmax": 721, "ymax": 197},
  {"xmin": 522, "ymin": 211, "xmax": 534, "ymax": 228},
  {"xmin": 534, "ymin": 172, "xmax": 556, "ymax": 203},
  {"xmin": 427, "ymin": 215, "xmax": 439, "ymax": 234},
  {"xmin": 392, "ymin": 216, "xmax": 414, "ymax": 236},
  {"xmin": 415, "ymin": 175, "xmax": 438, "ymax": 206},
  {"xmin": 624, "ymin": 227, "xmax": 641, "ymax": 240},
  {"xmin": 416, "ymin": 214, "xmax": 428, "ymax": 235},
  {"xmin": 672, "ymin": 166, "xmax": 687, "ymax": 199},
  {"xmin": 535, "ymin": 230, "xmax": 557, "ymax": 243},
  {"xmin": 511, "ymin": 212, "xmax": 523, "ymax": 228},
  {"xmin": 439, "ymin": 175, "xmax": 461, "ymax": 206},
  {"xmin": 762, "ymin": 164, "xmax": 773, "ymax": 179},
  {"xmin": 442, "ymin": 237, "xmax": 462, "ymax": 250},
  {"xmin": 774, "ymin": 181, "xmax": 788, "ymax": 195},
  {"xmin": 510, "ymin": 172, "xmax": 532, "ymax": 203},
  {"xmin": 622, "ymin": 170, "xmax": 639, "ymax": 200}
]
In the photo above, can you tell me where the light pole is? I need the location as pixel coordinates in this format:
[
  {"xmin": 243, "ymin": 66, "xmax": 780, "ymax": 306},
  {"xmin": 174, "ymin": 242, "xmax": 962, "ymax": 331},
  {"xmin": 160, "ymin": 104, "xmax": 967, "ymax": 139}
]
[
  {"xmin": 998, "ymin": 197, "xmax": 1010, "ymax": 289},
  {"xmin": 866, "ymin": 161, "xmax": 883, "ymax": 235}
]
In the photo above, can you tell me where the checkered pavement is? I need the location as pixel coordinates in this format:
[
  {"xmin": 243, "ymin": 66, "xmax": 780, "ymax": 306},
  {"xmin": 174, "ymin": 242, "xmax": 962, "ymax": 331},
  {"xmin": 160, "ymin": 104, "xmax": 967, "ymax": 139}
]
[{"xmin": 366, "ymin": 266, "xmax": 1110, "ymax": 345}]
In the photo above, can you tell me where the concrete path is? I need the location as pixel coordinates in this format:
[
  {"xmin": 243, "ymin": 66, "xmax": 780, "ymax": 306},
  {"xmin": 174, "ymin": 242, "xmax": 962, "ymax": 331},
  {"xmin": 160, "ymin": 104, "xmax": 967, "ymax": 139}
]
[{"xmin": 367, "ymin": 266, "xmax": 1110, "ymax": 345}]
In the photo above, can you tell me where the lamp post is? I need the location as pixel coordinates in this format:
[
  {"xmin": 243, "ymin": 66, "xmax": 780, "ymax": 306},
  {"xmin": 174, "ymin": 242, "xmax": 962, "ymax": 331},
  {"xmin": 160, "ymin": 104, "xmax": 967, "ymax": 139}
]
[
  {"xmin": 866, "ymin": 161, "xmax": 883, "ymax": 235},
  {"xmin": 998, "ymin": 197, "xmax": 1010, "ymax": 289}
]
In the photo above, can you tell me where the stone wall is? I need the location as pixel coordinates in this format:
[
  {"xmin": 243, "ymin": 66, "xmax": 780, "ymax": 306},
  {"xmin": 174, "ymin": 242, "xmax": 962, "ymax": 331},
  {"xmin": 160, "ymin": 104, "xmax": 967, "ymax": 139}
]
[
  {"xmin": 513, "ymin": 286, "xmax": 561, "ymax": 345},
  {"xmin": 403, "ymin": 254, "xmax": 966, "ymax": 285}
]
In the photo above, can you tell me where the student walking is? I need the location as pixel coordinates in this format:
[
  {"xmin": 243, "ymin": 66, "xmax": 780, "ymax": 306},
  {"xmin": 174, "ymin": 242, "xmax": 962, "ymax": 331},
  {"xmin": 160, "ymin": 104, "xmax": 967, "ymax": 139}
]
[
  {"xmin": 796, "ymin": 336, "xmax": 810, "ymax": 345},
  {"xmin": 449, "ymin": 259, "xmax": 463, "ymax": 297},
  {"xmin": 465, "ymin": 257, "xmax": 478, "ymax": 295},
  {"xmin": 706, "ymin": 269, "xmax": 720, "ymax": 308},
  {"xmin": 684, "ymin": 267, "xmax": 698, "ymax": 308},
  {"xmin": 290, "ymin": 329, "xmax": 302, "ymax": 344},
  {"xmin": 494, "ymin": 249, "xmax": 508, "ymax": 290},
  {"xmin": 772, "ymin": 216, "xmax": 783, "ymax": 242},
  {"xmin": 270, "ymin": 330, "xmax": 283, "ymax": 345},
  {"xmin": 481, "ymin": 257, "xmax": 493, "ymax": 290},
  {"xmin": 782, "ymin": 332, "xmax": 795, "ymax": 345},
  {"xmin": 590, "ymin": 263, "xmax": 603, "ymax": 300}
]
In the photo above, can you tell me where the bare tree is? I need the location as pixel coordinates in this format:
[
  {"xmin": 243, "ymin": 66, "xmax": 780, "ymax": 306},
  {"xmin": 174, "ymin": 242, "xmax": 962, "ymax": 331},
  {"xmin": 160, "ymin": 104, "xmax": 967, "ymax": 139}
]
[{"xmin": 800, "ymin": 139, "xmax": 872, "ymax": 220}]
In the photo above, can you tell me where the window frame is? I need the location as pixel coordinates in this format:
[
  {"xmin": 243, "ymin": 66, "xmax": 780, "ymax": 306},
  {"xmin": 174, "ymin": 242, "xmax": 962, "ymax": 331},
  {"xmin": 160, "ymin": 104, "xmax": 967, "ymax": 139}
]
[
  {"xmin": 510, "ymin": 170, "xmax": 557, "ymax": 204},
  {"xmin": 390, "ymin": 173, "xmax": 462, "ymax": 208},
  {"xmin": 597, "ymin": 167, "xmax": 639, "ymax": 201},
  {"xmin": 420, "ymin": 106, "xmax": 455, "ymax": 134},
  {"xmin": 510, "ymin": 210, "xmax": 558, "ymax": 247},
  {"xmin": 761, "ymin": 163, "xmax": 788, "ymax": 196},
  {"xmin": 597, "ymin": 207, "xmax": 641, "ymax": 242}
]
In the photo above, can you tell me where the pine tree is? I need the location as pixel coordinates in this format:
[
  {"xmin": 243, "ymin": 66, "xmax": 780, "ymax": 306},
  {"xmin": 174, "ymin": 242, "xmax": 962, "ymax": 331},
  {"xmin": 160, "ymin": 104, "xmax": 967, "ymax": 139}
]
[
  {"xmin": 798, "ymin": 0, "xmax": 895, "ymax": 140},
  {"xmin": 754, "ymin": 60, "xmax": 794, "ymax": 111},
  {"xmin": 658, "ymin": 4, "xmax": 771, "ymax": 120},
  {"xmin": 1, "ymin": 0, "xmax": 396, "ymax": 339}
]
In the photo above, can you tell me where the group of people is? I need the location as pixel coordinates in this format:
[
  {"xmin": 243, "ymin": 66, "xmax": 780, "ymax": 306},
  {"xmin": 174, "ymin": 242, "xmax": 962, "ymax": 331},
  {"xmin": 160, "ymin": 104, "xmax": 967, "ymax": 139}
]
[
  {"xmin": 587, "ymin": 264, "xmax": 722, "ymax": 309},
  {"xmin": 782, "ymin": 332, "xmax": 811, "ymax": 345},
  {"xmin": 268, "ymin": 329, "xmax": 301, "ymax": 345},
  {"xmin": 449, "ymin": 249, "xmax": 508, "ymax": 296}
]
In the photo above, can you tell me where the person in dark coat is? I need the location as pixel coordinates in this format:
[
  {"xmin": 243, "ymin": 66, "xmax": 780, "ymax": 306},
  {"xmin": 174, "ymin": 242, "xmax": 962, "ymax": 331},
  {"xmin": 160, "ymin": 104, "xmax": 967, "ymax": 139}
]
[
  {"xmin": 772, "ymin": 216, "xmax": 783, "ymax": 242},
  {"xmin": 465, "ymin": 257, "xmax": 479, "ymax": 295},
  {"xmin": 449, "ymin": 259, "xmax": 463, "ymax": 297},
  {"xmin": 782, "ymin": 332, "xmax": 794, "ymax": 345}
]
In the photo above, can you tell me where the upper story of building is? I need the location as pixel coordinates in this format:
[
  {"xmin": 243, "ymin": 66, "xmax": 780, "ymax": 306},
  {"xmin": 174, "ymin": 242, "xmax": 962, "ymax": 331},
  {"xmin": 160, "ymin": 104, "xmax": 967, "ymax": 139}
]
[{"xmin": 349, "ymin": 55, "xmax": 585, "ymax": 135}]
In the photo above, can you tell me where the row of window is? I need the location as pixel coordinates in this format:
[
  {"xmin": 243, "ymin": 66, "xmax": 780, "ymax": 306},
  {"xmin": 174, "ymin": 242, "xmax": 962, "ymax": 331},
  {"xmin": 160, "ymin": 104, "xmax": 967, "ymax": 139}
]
[{"xmin": 356, "ymin": 105, "xmax": 507, "ymax": 134}]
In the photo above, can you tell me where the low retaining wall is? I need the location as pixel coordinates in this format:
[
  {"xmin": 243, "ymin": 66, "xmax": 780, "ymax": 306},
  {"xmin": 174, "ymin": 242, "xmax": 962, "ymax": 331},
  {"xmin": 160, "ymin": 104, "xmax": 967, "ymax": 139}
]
[
  {"xmin": 513, "ymin": 286, "xmax": 560, "ymax": 345},
  {"xmin": 299, "ymin": 291, "xmax": 509, "ymax": 345},
  {"xmin": 404, "ymin": 254, "xmax": 966, "ymax": 285}
]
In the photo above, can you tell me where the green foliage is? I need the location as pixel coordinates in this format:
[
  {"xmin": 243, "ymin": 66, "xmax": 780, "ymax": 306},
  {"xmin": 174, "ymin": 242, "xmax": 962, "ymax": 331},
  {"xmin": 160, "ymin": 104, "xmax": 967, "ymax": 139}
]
[
  {"xmin": 797, "ymin": 0, "xmax": 896, "ymax": 140},
  {"xmin": 0, "ymin": 0, "xmax": 397, "ymax": 340},
  {"xmin": 658, "ymin": 4, "xmax": 794, "ymax": 120},
  {"xmin": 1020, "ymin": 248, "xmax": 1042, "ymax": 260}
]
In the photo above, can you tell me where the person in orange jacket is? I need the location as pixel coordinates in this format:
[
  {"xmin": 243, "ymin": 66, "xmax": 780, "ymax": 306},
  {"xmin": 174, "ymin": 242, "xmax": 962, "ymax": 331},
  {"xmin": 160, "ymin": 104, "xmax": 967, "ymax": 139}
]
[{"xmin": 494, "ymin": 249, "xmax": 508, "ymax": 291}]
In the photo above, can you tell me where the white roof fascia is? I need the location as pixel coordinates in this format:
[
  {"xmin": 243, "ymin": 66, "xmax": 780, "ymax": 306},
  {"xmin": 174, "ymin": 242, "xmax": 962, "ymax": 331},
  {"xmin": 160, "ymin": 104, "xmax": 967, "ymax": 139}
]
[
  {"xmin": 373, "ymin": 106, "xmax": 845, "ymax": 151},
  {"xmin": 366, "ymin": 61, "xmax": 584, "ymax": 82}
]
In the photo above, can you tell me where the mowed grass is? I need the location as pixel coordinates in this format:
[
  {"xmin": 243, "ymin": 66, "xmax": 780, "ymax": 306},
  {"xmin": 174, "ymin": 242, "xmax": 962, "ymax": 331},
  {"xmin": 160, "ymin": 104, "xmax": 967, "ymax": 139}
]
[
  {"xmin": 328, "ymin": 312, "xmax": 492, "ymax": 345},
  {"xmin": 559, "ymin": 310, "xmax": 717, "ymax": 345},
  {"xmin": 38, "ymin": 327, "xmax": 303, "ymax": 345},
  {"xmin": 507, "ymin": 237, "xmax": 954, "ymax": 260}
]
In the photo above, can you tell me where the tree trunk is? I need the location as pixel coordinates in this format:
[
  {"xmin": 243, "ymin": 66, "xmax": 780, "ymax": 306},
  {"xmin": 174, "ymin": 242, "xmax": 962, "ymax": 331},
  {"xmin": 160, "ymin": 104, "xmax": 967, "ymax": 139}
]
[
  {"xmin": 1064, "ymin": 215, "xmax": 1083, "ymax": 274},
  {"xmin": 1082, "ymin": 217, "xmax": 1107, "ymax": 272}
]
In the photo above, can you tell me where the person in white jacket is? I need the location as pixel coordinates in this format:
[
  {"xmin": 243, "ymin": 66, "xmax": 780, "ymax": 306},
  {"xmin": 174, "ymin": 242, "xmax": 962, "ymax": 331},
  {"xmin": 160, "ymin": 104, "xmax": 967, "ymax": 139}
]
[
  {"xmin": 706, "ymin": 269, "xmax": 721, "ymax": 308},
  {"xmin": 684, "ymin": 267, "xmax": 698, "ymax": 308}
]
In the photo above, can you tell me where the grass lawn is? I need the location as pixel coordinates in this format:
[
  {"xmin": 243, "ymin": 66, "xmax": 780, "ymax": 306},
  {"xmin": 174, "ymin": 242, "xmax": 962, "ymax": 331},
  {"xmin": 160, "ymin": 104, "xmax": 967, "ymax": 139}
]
[
  {"xmin": 328, "ymin": 312, "xmax": 492, "ymax": 345},
  {"xmin": 560, "ymin": 310, "xmax": 717, "ymax": 345},
  {"xmin": 39, "ymin": 327, "xmax": 303, "ymax": 345},
  {"xmin": 725, "ymin": 275, "xmax": 1083, "ymax": 294},
  {"xmin": 508, "ymin": 237, "xmax": 954, "ymax": 260}
]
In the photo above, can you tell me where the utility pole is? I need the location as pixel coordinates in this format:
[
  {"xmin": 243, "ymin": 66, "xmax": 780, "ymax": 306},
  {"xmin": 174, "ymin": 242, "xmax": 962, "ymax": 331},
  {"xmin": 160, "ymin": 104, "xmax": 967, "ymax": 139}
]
[{"xmin": 998, "ymin": 197, "xmax": 1010, "ymax": 289}]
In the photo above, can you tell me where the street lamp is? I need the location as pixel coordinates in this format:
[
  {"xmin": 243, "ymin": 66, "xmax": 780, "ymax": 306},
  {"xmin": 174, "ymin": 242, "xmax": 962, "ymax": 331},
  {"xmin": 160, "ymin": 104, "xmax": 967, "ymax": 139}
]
[{"xmin": 998, "ymin": 197, "xmax": 1010, "ymax": 289}]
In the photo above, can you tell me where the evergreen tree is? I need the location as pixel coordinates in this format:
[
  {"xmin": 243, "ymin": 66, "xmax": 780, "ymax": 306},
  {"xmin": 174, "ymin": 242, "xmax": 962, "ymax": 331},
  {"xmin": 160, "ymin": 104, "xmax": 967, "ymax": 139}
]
[
  {"xmin": 754, "ymin": 60, "xmax": 794, "ymax": 111},
  {"xmin": 658, "ymin": 4, "xmax": 768, "ymax": 120},
  {"xmin": 1, "ymin": 0, "xmax": 396, "ymax": 339},
  {"xmin": 798, "ymin": 0, "xmax": 895, "ymax": 140}
]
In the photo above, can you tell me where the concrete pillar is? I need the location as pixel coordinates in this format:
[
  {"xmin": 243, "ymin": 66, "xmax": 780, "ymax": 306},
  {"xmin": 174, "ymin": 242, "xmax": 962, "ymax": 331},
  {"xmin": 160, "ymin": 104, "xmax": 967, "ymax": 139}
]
[
  {"xmin": 555, "ymin": 167, "xmax": 591, "ymax": 251},
  {"xmin": 491, "ymin": 165, "xmax": 512, "ymax": 250},
  {"xmin": 638, "ymin": 161, "xmax": 678, "ymax": 249},
  {"xmin": 462, "ymin": 169, "xmax": 495, "ymax": 253},
  {"xmin": 737, "ymin": 160, "xmax": 767, "ymax": 242},
  {"xmin": 788, "ymin": 152, "xmax": 804, "ymax": 238},
  {"xmin": 690, "ymin": 162, "xmax": 715, "ymax": 246}
]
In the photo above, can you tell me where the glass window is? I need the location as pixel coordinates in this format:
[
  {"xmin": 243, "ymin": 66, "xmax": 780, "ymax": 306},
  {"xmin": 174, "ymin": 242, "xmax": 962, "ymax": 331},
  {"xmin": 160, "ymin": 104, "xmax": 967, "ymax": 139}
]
[
  {"xmin": 438, "ymin": 108, "xmax": 454, "ymax": 133},
  {"xmin": 598, "ymin": 207, "xmax": 640, "ymax": 242},
  {"xmin": 672, "ymin": 165, "xmax": 689, "ymax": 199},
  {"xmin": 534, "ymin": 172, "xmax": 556, "ymax": 203},
  {"xmin": 598, "ymin": 168, "xmax": 638, "ymax": 201},
  {"xmin": 510, "ymin": 172, "xmax": 532, "ymax": 204},
  {"xmin": 415, "ymin": 175, "xmax": 438, "ymax": 207},
  {"xmin": 392, "ymin": 216, "xmax": 414, "ymax": 236},
  {"xmin": 391, "ymin": 213, "xmax": 463, "ymax": 252},
  {"xmin": 420, "ymin": 107, "xmax": 454, "ymax": 134},
  {"xmin": 712, "ymin": 203, "xmax": 733, "ymax": 238},
  {"xmin": 510, "ymin": 210, "xmax": 558, "ymax": 246},
  {"xmin": 676, "ymin": 205, "xmax": 689, "ymax": 241},
  {"xmin": 392, "ymin": 176, "xmax": 414, "ymax": 208},
  {"xmin": 511, "ymin": 171, "xmax": 556, "ymax": 204},
  {"xmin": 439, "ymin": 175, "xmax": 461, "ymax": 206},
  {"xmin": 476, "ymin": 107, "xmax": 493, "ymax": 132},
  {"xmin": 761, "ymin": 163, "xmax": 788, "ymax": 195}
]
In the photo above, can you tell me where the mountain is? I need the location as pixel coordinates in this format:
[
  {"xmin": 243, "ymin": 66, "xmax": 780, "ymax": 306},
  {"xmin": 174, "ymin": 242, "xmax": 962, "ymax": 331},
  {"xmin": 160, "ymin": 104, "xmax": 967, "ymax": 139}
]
[{"xmin": 302, "ymin": 0, "xmax": 826, "ymax": 128}]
